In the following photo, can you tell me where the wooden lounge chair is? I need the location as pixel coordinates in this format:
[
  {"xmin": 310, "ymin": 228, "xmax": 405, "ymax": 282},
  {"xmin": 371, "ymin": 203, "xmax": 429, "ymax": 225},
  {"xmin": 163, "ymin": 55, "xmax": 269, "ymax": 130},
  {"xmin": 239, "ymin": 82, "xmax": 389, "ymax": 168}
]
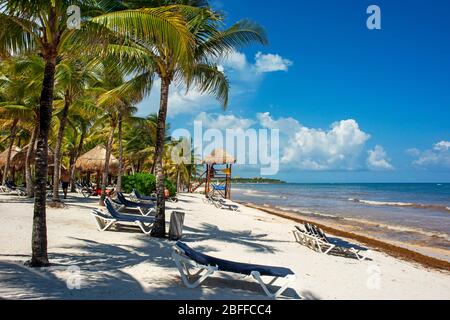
[{"xmin": 173, "ymin": 242, "xmax": 296, "ymax": 299}]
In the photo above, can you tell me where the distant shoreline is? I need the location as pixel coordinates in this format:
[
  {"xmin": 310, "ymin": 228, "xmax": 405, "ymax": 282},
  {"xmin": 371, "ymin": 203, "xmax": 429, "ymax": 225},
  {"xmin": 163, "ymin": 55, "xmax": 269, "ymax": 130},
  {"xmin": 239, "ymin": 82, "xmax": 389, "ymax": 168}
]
[{"xmin": 239, "ymin": 202, "xmax": 450, "ymax": 272}]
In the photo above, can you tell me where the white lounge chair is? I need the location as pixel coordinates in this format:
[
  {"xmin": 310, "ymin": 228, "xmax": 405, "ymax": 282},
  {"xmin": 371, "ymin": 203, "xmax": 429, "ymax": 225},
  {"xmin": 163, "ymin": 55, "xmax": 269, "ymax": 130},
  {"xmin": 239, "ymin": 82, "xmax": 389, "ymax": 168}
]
[
  {"xmin": 173, "ymin": 242, "xmax": 296, "ymax": 299},
  {"xmin": 293, "ymin": 224, "xmax": 368, "ymax": 261}
]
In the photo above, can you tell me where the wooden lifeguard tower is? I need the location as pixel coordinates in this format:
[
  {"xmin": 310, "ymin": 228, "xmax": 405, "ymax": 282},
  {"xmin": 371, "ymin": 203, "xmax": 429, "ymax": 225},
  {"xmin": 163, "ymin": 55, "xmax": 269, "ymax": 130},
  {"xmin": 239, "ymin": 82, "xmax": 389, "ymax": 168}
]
[{"xmin": 191, "ymin": 149, "xmax": 235, "ymax": 199}]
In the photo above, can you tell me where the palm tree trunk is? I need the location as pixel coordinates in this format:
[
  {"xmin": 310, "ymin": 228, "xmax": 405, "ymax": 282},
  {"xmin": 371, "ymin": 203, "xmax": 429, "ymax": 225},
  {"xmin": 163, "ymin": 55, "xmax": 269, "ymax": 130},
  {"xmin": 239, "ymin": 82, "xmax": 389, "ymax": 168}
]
[
  {"xmin": 151, "ymin": 77, "xmax": 170, "ymax": 238},
  {"xmin": 52, "ymin": 94, "xmax": 70, "ymax": 202},
  {"xmin": 99, "ymin": 122, "xmax": 116, "ymax": 206},
  {"xmin": 176, "ymin": 167, "xmax": 182, "ymax": 193},
  {"xmin": 25, "ymin": 124, "xmax": 38, "ymax": 198},
  {"xmin": 116, "ymin": 113, "xmax": 123, "ymax": 192},
  {"xmin": 70, "ymin": 131, "xmax": 84, "ymax": 192},
  {"xmin": 29, "ymin": 55, "xmax": 57, "ymax": 268},
  {"xmin": 2, "ymin": 119, "xmax": 19, "ymax": 186}
]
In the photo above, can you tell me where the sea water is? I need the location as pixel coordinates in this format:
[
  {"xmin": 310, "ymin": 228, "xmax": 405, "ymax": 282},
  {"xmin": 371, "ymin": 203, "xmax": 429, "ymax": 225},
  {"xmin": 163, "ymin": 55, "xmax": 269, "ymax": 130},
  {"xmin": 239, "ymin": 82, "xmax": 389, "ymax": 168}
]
[{"xmin": 232, "ymin": 183, "xmax": 450, "ymax": 257}]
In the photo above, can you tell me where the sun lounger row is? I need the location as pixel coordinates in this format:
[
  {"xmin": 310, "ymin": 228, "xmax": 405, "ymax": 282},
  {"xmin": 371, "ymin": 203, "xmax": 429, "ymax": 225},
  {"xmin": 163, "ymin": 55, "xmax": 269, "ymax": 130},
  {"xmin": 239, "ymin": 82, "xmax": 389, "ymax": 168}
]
[
  {"xmin": 203, "ymin": 196, "xmax": 240, "ymax": 212},
  {"xmin": 293, "ymin": 223, "xmax": 368, "ymax": 261},
  {"xmin": 0, "ymin": 182, "xmax": 26, "ymax": 197}
]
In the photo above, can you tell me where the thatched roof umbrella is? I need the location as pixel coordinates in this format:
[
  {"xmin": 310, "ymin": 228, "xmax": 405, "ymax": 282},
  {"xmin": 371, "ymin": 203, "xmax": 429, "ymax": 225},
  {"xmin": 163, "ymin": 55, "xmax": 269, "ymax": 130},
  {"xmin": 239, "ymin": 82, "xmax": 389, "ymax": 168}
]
[
  {"xmin": 10, "ymin": 144, "xmax": 55, "ymax": 171},
  {"xmin": 0, "ymin": 146, "xmax": 22, "ymax": 167},
  {"xmin": 204, "ymin": 148, "xmax": 236, "ymax": 165},
  {"xmin": 75, "ymin": 145, "xmax": 119, "ymax": 175}
]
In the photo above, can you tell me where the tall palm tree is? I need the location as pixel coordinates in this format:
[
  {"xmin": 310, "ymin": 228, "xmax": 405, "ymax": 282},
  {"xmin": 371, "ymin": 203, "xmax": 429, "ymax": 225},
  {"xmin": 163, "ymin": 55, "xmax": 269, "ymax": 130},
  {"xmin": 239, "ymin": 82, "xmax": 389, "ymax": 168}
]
[
  {"xmin": 94, "ymin": 61, "xmax": 148, "ymax": 205},
  {"xmin": 0, "ymin": 0, "xmax": 193, "ymax": 267},
  {"xmin": 107, "ymin": 3, "xmax": 267, "ymax": 237},
  {"xmin": 52, "ymin": 58, "xmax": 99, "ymax": 202},
  {"xmin": 0, "ymin": 56, "xmax": 39, "ymax": 187}
]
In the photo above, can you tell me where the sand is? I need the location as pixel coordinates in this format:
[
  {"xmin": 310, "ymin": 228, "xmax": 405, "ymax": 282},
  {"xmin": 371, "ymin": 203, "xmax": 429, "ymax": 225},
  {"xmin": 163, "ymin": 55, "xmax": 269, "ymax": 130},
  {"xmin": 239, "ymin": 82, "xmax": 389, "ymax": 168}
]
[{"xmin": 0, "ymin": 193, "xmax": 449, "ymax": 300}]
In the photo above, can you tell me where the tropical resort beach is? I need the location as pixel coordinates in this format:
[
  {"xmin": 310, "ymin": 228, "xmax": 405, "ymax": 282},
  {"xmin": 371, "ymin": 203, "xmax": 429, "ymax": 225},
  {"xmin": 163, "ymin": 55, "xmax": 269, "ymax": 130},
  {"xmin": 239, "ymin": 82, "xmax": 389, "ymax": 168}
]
[{"xmin": 0, "ymin": 0, "xmax": 450, "ymax": 303}]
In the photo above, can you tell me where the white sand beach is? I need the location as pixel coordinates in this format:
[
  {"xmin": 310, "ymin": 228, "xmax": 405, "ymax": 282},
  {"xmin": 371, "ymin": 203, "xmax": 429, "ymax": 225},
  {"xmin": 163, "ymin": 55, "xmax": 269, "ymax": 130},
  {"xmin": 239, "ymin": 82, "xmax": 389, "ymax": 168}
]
[{"xmin": 0, "ymin": 193, "xmax": 449, "ymax": 300}]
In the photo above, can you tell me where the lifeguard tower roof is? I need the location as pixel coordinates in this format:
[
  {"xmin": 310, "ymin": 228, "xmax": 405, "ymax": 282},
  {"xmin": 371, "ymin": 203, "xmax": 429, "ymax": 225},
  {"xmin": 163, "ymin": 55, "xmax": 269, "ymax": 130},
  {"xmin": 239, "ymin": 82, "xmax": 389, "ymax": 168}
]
[{"xmin": 204, "ymin": 148, "xmax": 236, "ymax": 165}]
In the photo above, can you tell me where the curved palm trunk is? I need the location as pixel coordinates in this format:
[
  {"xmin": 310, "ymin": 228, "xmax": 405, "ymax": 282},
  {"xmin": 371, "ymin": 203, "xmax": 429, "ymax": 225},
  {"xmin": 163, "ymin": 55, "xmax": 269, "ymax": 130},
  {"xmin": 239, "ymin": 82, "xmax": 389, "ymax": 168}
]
[
  {"xmin": 29, "ymin": 56, "xmax": 57, "ymax": 268},
  {"xmin": 116, "ymin": 113, "xmax": 123, "ymax": 192},
  {"xmin": 52, "ymin": 95, "xmax": 70, "ymax": 202},
  {"xmin": 70, "ymin": 131, "xmax": 84, "ymax": 192},
  {"xmin": 99, "ymin": 122, "xmax": 116, "ymax": 206},
  {"xmin": 2, "ymin": 119, "xmax": 19, "ymax": 186},
  {"xmin": 25, "ymin": 124, "xmax": 38, "ymax": 197},
  {"xmin": 151, "ymin": 77, "xmax": 170, "ymax": 238}
]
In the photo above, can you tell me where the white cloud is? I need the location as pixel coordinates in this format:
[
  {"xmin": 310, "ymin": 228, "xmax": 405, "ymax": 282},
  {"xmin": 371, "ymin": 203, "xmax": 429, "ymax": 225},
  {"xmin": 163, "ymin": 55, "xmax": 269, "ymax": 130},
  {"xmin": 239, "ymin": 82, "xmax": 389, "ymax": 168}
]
[
  {"xmin": 410, "ymin": 141, "xmax": 450, "ymax": 168},
  {"xmin": 254, "ymin": 52, "xmax": 293, "ymax": 73},
  {"xmin": 367, "ymin": 145, "xmax": 394, "ymax": 170},
  {"xmin": 257, "ymin": 113, "xmax": 371, "ymax": 170},
  {"xmin": 195, "ymin": 112, "xmax": 255, "ymax": 131},
  {"xmin": 221, "ymin": 51, "xmax": 248, "ymax": 71},
  {"xmin": 434, "ymin": 141, "xmax": 450, "ymax": 151},
  {"xmin": 139, "ymin": 51, "xmax": 293, "ymax": 117}
]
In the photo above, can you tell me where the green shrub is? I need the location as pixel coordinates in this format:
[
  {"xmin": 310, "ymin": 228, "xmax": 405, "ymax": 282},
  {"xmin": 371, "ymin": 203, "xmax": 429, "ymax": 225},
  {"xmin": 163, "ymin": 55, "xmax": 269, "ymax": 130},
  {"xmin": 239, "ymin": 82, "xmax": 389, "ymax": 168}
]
[
  {"xmin": 123, "ymin": 173, "xmax": 176, "ymax": 197},
  {"xmin": 165, "ymin": 179, "xmax": 176, "ymax": 197},
  {"xmin": 123, "ymin": 173, "xmax": 156, "ymax": 196}
]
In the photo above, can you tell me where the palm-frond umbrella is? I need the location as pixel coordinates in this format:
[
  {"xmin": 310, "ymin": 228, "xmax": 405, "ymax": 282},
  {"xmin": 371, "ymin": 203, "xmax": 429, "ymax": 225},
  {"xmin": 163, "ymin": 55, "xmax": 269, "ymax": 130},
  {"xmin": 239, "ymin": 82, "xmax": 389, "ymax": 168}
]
[
  {"xmin": 75, "ymin": 145, "xmax": 119, "ymax": 175},
  {"xmin": 0, "ymin": 146, "xmax": 22, "ymax": 167}
]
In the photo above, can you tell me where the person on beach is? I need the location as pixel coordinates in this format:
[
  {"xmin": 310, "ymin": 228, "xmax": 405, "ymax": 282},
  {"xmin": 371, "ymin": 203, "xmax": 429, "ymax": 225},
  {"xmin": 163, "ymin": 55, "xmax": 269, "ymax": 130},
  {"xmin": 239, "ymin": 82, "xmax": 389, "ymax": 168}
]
[{"xmin": 61, "ymin": 170, "xmax": 71, "ymax": 199}]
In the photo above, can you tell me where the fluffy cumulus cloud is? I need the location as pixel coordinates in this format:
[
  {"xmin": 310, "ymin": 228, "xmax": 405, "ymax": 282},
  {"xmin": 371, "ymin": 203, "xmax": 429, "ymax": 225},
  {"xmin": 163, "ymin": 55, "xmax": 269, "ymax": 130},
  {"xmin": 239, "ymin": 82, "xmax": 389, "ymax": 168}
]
[
  {"xmin": 186, "ymin": 111, "xmax": 394, "ymax": 172},
  {"xmin": 257, "ymin": 113, "xmax": 371, "ymax": 170},
  {"xmin": 219, "ymin": 50, "xmax": 293, "ymax": 82},
  {"xmin": 195, "ymin": 112, "xmax": 255, "ymax": 131},
  {"xmin": 254, "ymin": 52, "xmax": 293, "ymax": 73},
  {"xmin": 409, "ymin": 141, "xmax": 450, "ymax": 168},
  {"xmin": 367, "ymin": 145, "xmax": 394, "ymax": 170},
  {"xmin": 140, "ymin": 51, "xmax": 293, "ymax": 118}
]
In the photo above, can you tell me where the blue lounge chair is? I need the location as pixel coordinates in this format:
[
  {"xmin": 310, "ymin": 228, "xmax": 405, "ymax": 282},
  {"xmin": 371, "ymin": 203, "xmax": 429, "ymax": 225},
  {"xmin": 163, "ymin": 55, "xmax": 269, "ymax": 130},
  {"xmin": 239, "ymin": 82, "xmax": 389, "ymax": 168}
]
[
  {"xmin": 115, "ymin": 192, "xmax": 156, "ymax": 216},
  {"xmin": 131, "ymin": 189, "xmax": 156, "ymax": 202},
  {"xmin": 90, "ymin": 198, "xmax": 155, "ymax": 235},
  {"xmin": 172, "ymin": 242, "xmax": 296, "ymax": 299}
]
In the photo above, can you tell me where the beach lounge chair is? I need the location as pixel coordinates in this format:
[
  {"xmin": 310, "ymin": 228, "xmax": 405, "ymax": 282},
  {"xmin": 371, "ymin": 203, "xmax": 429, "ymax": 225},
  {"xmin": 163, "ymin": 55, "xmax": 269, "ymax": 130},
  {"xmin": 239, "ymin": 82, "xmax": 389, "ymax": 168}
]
[
  {"xmin": 293, "ymin": 224, "xmax": 368, "ymax": 261},
  {"xmin": 90, "ymin": 198, "xmax": 155, "ymax": 235},
  {"xmin": 115, "ymin": 192, "xmax": 156, "ymax": 216},
  {"xmin": 2, "ymin": 182, "xmax": 27, "ymax": 197},
  {"xmin": 172, "ymin": 242, "xmax": 296, "ymax": 299},
  {"xmin": 213, "ymin": 198, "xmax": 240, "ymax": 212},
  {"xmin": 131, "ymin": 189, "xmax": 157, "ymax": 203}
]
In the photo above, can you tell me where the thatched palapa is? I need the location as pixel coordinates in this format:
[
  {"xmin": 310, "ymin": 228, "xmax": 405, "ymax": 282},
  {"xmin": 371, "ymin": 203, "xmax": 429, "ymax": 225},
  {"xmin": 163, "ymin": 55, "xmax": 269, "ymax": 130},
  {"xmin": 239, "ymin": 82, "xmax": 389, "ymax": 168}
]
[
  {"xmin": 204, "ymin": 148, "xmax": 236, "ymax": 165},
  {"xmin": 0, "ymin": 146, "xmax": 22, "ymax": 167},
  {"xmin": 75, "ymin": 145, "xmax": 119, "ymax": 174},
  {"xmin": 10, "ymin": 144, "xmax": 55, "ymax": 170}
]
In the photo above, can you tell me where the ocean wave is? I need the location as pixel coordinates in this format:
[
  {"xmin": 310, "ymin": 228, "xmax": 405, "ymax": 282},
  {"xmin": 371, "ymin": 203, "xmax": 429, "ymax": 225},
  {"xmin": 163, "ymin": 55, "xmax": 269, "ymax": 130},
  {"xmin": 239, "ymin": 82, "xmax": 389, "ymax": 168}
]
[
  {"xmin": 240, "ymin": 189, "xmax": 288, "ymax": 199},
  {"xmin": 348, "ymin": 198, "xmax": 450, "ymax": 213},
  {"xmin": 274, "ymin": 206, "xmax": 338, "ymax": 219}
]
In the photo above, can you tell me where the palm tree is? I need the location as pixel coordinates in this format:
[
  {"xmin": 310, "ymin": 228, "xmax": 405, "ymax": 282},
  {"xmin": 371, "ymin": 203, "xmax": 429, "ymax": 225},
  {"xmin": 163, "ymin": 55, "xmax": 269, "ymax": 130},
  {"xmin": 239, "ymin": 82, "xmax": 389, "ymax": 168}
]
[
  {"xmin": 51, "ymin": 58, "xmax": 99, "ymax": 202},
  {"xmin": 93, "ymin": 61, "xmax": 147, "ymax": 205},
  {"xmin": 106, "ymin": 3, "xmax": 267, "ymax": 237},
  {"xmin": 0, "ymin": 56, "xmax": 39, "ymax": 187},
  {"xmin": 0, "ymin": 0, "xmax": 193, "ymax": 267}
]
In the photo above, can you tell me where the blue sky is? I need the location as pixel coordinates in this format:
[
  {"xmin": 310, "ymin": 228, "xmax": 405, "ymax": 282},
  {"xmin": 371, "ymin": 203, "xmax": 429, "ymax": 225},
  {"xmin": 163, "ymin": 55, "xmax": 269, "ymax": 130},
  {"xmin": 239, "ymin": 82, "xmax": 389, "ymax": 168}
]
[{"xmin": 137, "ymin": 0, "xmax": 450, "ymax": 183}]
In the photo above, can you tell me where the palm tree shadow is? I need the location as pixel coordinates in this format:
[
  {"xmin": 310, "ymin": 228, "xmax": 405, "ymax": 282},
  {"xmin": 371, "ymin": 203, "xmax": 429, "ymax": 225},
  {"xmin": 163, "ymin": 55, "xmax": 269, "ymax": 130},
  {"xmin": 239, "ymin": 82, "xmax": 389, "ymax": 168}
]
[{"xmin": 182, "ymin": 223, "xmax": 284, "ymax": 254}]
